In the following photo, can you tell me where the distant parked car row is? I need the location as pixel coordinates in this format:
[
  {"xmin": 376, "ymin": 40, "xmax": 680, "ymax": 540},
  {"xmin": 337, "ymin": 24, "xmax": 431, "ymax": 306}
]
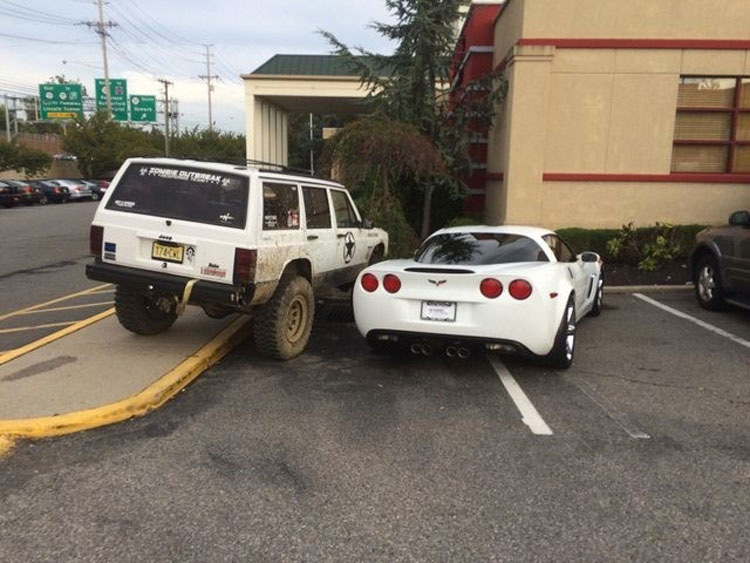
[{"xmin": 0, "ymin": 178, "xmax": 110, "ymax": 208}]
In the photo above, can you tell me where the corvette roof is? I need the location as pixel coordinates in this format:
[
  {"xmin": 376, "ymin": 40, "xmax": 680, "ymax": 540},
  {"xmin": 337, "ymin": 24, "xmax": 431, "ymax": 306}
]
[{"xmin": 431, "ymin": 225, "xmax": 555, "ymax": 238}]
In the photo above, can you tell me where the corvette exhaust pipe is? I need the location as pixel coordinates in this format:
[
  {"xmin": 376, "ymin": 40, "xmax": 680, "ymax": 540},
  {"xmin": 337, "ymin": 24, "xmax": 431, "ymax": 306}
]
[
  {"xmin": 445, "ymin": 346, "xmax": 457, "ymax": 358},
  {"xmin": 410, "ymin": 343, "xmax": 422, "ymax": 355},
  {"xmin": 421, "ymin": 343, "xmax": 433, "ymax": 356},
  {"xmin": 457, "ymin": 347, "xmax": 471, "ymax": 359}
]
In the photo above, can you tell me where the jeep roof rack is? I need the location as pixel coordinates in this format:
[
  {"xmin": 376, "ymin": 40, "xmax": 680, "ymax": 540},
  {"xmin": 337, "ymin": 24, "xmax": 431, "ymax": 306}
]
[
  {"xmin": 245, "ymin": 159, "xmax": 316, "ymax": 178},
  {"xmin": 157, "ymin": 154, "xmax": 329, "ymax": 180}
]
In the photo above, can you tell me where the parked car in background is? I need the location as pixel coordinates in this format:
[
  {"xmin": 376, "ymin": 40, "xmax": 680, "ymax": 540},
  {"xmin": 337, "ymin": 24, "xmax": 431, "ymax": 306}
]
[
  {"xmin": 0, "ymin": 180, "xmax": 20, "ymax": 208},
  {"xmin": 79, "ymin": 180, "xmax": 104, "ymax": 201},
  {"xmin": 6, "ymin": 180, "xmax": 44, "ymax": 206},
  {"xmin": 29, "ymin": 180, "xmax": 70, "ymax": 204},
  {"xmin": 353, "ymin": 225, "xmax": 604, "ymax": 369},
  {"xmin": 54, "ymin": 179, "xmax": 93, "ymax": 201},
  {"xmin": 690, "ymin": 210, "xmax": 750, "ymax": 311}
]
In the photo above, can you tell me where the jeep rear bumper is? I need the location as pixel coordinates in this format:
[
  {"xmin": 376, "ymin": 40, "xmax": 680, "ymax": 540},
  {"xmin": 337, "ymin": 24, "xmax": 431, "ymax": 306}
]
[{"xmin": 86, "ymin": 260, "xmax": 255, "ymax": 307}]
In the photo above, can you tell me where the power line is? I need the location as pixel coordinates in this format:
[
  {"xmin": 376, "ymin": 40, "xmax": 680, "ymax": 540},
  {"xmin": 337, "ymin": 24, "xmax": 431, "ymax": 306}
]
[
  {"xmin": 107, "ymin": 3, "xmax": 203, "ymax": 65},
  {"xmin": 0, "ymin": 0, "xmax": 78, "ymax": 23},
  {"xmin": 124, "ymin": 0, "xmax": 201, "ymax": 47},
  {"xmin": 0, "ymin": 31, "xmax": 95, "ymax": 45}
]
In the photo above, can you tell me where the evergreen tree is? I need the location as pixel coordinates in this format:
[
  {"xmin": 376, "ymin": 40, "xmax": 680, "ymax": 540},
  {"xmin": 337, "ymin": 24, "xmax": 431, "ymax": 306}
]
[{"xmin": 322, "ymin": 0, "xmax": 505, "ymax": 238}]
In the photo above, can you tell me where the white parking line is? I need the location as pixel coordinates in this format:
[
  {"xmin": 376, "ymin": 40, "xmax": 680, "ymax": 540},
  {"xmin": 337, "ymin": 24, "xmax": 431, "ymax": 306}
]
[
  {"xmin": 634, "ymin": 293, "xmax": 750, "ymax": 351},
  {"xmin": 489, "ymin": 356, "xmax": 553, "ymax": 436}
]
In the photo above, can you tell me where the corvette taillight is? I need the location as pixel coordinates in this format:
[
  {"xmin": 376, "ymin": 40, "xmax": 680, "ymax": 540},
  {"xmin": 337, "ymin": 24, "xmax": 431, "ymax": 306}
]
[
  {"xmin": 383, "ymin": 274, "xmax": 401, "ymax": 294},
  {"xmin": 509, "ymin": 279, "xmax": 532, "ymax": 300},
  {"xmin": 361, "ymin": 273, "xmax": 379, "ymax": 292},
  {"xmin": 233, "ymin": 248, "xmax": 257, "ymax": 285},
  {"xmin": 90, "ymin": 225, "xmax": 103, "ymax": 258},
  {"xmin": 480, "ymin": 278, "xmax": 503, "ymax": 299}
]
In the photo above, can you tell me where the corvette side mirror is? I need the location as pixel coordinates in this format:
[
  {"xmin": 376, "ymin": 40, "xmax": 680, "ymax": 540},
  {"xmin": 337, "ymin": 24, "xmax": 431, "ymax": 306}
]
[{"xmin": 580, "ymin": 252, "xmax": 599, "ymax": 263}]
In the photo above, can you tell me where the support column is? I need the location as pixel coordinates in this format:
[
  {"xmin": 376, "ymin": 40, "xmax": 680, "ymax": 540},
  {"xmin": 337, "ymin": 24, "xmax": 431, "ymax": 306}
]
[{"xmin": 490, "ymin": 45, "xmax": 555, "ymax": 226}]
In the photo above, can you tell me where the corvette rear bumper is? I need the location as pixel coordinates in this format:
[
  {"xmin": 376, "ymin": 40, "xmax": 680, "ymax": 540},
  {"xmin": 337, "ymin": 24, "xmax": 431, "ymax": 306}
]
[{"xmin": 366, "ymin": 330, "xmax": 536, "ymax": 356}]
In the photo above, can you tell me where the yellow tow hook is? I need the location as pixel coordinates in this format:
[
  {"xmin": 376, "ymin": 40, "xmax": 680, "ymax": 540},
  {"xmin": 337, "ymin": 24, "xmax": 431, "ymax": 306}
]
[{"xmin": 176, "ymin": 279, "xmax": 199, "ymax": 316}]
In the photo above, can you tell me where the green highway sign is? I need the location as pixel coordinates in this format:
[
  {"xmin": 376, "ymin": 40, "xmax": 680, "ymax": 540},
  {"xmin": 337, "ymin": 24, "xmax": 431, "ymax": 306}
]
[
  {"xmin": 129, "ymin": 95, "xmax": 157, "ymax": 122},
  {"xmin": 95, "ymin": 78, "xmax": 128, "ymax": 121},
  {"xmin": 39, "ymin": 83, "xmax": 83, "ymax": 120}
]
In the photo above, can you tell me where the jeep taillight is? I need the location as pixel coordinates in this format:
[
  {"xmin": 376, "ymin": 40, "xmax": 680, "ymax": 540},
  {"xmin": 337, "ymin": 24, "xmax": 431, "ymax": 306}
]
[
  {"xmin": 90, "ymin": 225, "xmax": 103, "ymax": 258},
  {"xmin": 233, "ymin": 248, "xmax": 257, "ymax": 286}
]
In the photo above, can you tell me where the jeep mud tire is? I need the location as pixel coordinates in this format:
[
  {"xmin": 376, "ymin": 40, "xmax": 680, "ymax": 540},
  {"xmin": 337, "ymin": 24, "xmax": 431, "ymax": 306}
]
[
  {"xmin": 114, "ymin": 285, "xmax": 178, "ymax": 335},
  {"xmin": 253, "ymin": 275, "xmax": 314, "ymax": 360}
]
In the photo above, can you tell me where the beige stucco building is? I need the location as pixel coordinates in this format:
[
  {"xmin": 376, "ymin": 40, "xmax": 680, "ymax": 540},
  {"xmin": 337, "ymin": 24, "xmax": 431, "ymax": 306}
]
[
  {"xmin": 484, "ymin": 0, "xmax": 750, "ymax": 229},
  {"xmin": 244, "ymin": 1, "xmax": 750, "ymax": 229}
]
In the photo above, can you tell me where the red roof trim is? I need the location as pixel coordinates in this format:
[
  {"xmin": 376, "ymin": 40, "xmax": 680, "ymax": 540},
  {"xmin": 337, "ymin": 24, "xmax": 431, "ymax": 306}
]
[
  {"xmin": 543, "ymin": 173, "xmax": 750, "ymax": 184},
  {"xmin": 518, "ymin": 38, "xmax": 750, "ymax": 50}
]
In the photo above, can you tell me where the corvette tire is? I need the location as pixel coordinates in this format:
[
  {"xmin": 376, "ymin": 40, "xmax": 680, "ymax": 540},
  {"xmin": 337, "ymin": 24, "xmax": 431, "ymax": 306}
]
[
  {"xmin": 546, "ymin": 295, "xmax": 577, "ymax": 370},
  {"xmin": 589, "ymin": 275, "xmax": 604, "ymax": 317}
]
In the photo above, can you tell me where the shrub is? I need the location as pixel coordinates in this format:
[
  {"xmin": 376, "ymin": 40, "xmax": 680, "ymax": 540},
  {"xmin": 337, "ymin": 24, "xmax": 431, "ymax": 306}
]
[{"xmin": 558, "ymin": 223, "xmax": 707, "ymax": 270}]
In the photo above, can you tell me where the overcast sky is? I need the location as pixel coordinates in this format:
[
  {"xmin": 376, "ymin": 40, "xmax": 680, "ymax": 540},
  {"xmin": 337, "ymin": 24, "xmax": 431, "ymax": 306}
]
[{"xmin": 0, "ymin": 0, "xmax": 397, "ymax": 133}]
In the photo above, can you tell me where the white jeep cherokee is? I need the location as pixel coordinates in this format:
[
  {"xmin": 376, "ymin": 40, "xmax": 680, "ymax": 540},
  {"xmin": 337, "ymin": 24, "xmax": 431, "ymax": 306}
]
[{"xmin": 86, "ymin": 158, "xmax": 388, "ymax": 359}]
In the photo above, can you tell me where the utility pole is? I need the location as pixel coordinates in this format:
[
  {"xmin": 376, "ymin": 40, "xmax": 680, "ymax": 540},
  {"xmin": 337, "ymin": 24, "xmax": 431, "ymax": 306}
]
[
  {"xmin": 309, "ymin": 113, "xmax": 314, "ymax": 174},
  {"xmin": 158, "ymin": 79, "xmax": 173, "ymax": 156},
  {"xmin": 83, "ymin": 0, "xmax": 117, "ymax": 118},
  {"xmin": 4, "ymin": 95, "xmax": 10, "ymax": 142},
  {"xmin": 199, "ymin": 44, "xmax": 219, "ymax": 132},
  {"xmin": 173, "ymin": 99, "xmax": 180, "ymax": 135}
]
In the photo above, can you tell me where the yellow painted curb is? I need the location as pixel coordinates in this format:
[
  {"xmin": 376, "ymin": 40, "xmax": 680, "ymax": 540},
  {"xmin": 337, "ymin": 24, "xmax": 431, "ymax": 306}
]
[
  {"xmin": 0, "ymin": 308, "xmax": 116, "ymax": 367},
  {"xmin": 0, "ymin": 316, "xmax": 252, "ymax": 440},
  {"xmin": 0, "ymin": 435, "xmax": 14, "ymax": 457}
]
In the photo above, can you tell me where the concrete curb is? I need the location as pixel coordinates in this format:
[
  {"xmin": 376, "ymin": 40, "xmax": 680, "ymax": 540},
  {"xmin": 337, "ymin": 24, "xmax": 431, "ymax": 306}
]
[
  {"xmin": 0, "ymin": 315, "xmax": 252, "ymax": 441},
  {"xmin": 605, "ymin": 285, "xmax": 693, "ymax": 294}
]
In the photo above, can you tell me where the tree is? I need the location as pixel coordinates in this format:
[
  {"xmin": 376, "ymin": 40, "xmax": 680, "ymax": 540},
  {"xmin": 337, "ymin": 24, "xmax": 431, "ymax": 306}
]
[
  {"xmin": 63, "ymin": 110, "xmax": 246, "ymax": 178},
  {"xmin": 0, "ymin": 142, "xmax": 52, "ymax": 177},
  {"xmin": 322, "ymin": 0, "xmax": 506, "ymax": 238},
  {"xmin": 322, "ymin": 117, "xmax": 447, "ymax": 256},
  {"xmin": 62, "ymin": 111, "xmax": 162, "ymax": 177}
]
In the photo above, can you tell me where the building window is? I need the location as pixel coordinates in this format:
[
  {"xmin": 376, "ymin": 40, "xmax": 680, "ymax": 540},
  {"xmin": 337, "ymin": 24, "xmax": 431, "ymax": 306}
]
[{"xmin": 671, "ymin": 77, "xmax": 750, "ymax": 173}]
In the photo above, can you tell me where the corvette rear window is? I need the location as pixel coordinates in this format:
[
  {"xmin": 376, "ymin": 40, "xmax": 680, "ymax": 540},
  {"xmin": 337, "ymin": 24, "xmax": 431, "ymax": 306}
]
[
  {"xmin": 415, "ymin": 233, "xmax": 548, "ymax": 265},
  {"xmin": 105, "ymin": 163, "xmax": 249, "ymax": 229}
]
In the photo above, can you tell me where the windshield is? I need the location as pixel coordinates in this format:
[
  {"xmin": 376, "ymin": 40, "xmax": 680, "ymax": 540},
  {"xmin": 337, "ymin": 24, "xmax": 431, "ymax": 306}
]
[
  {"xmin": 105, "ymin": 163, "xmax": 249, "ymax": 229},
  {"xmin": 415, "ymin": 232, "xmax": 548, "ymax": 265}
]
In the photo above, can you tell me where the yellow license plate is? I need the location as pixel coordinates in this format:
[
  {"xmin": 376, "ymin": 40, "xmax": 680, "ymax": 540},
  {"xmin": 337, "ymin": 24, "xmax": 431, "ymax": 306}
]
[{"xmin": 152, "ymin": 241, "xmax": 184, "ymax": 263}]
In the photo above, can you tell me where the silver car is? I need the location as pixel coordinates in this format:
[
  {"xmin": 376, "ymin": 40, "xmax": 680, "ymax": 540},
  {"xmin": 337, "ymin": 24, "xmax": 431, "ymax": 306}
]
[{"xmin": 53, "ymin": 179, "xmax": 93, "ymax": 201}]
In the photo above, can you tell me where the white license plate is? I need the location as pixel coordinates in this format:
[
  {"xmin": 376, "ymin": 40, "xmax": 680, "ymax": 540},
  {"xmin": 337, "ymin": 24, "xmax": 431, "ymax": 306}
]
[{"xmin": 421, "ymin": 301, "xmax": 456, "ymax": 322}]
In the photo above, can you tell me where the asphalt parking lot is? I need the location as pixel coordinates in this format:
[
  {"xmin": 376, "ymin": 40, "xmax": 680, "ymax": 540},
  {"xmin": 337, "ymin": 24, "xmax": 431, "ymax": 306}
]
[{"xmin": 1, "ymin": 285, "xmax": 749, "ymax": 561}]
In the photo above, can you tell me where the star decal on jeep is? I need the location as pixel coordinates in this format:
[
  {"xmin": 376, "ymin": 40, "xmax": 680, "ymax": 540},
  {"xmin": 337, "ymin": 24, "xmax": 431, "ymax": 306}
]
[{"xmin": 343, "ymin": 232, "xmax": 356, "ymax": 263}]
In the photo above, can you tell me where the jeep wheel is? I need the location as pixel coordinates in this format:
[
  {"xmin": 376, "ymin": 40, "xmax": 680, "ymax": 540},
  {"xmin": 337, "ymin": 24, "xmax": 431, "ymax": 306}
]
[
  {"xmin": 114, "ymin": 285, "xmax": 178, "ymax": 335},
  {"xmin": 254, "ymin": 276, "xmax": 314, "ymax": 360}
]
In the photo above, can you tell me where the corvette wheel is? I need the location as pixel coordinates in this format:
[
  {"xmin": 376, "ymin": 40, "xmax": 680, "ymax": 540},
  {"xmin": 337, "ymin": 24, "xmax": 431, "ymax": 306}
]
[
  {"xmin": 547, "ymin": 296, "xmax": 577, "ymax": 370},
  {"xmin": 695, "ymin": 255, "xmax": 724, "ymax": 311},
  {"xmin": 589, "ymin": 275, "xmax": 604, "ymax": 317}
]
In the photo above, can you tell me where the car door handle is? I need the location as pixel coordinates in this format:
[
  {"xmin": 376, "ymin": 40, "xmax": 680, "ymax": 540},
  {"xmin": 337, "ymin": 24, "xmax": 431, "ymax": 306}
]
[
  {"xmin": 307, "ymin": 235, "xmax": 319, "ymax": 240},
  {"xmin": 337, "ymin": 233, "xmax": 346, "ymax": 238}
]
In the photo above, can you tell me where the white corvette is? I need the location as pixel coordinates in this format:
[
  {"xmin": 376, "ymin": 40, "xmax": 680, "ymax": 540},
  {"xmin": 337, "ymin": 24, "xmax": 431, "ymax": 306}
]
[{"xmin": 353, "ymin": 226, "xmax": 603, "ymax": 368}]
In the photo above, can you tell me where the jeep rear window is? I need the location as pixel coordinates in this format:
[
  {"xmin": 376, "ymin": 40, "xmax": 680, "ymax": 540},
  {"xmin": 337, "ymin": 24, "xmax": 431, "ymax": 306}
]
[
  {"xmin": 415, "ymin": 233, "xmax": 548, "ymax": 265},
  {"xmin": 105, "ymin": 163, "xmax": 248, "ymax": 229}
]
